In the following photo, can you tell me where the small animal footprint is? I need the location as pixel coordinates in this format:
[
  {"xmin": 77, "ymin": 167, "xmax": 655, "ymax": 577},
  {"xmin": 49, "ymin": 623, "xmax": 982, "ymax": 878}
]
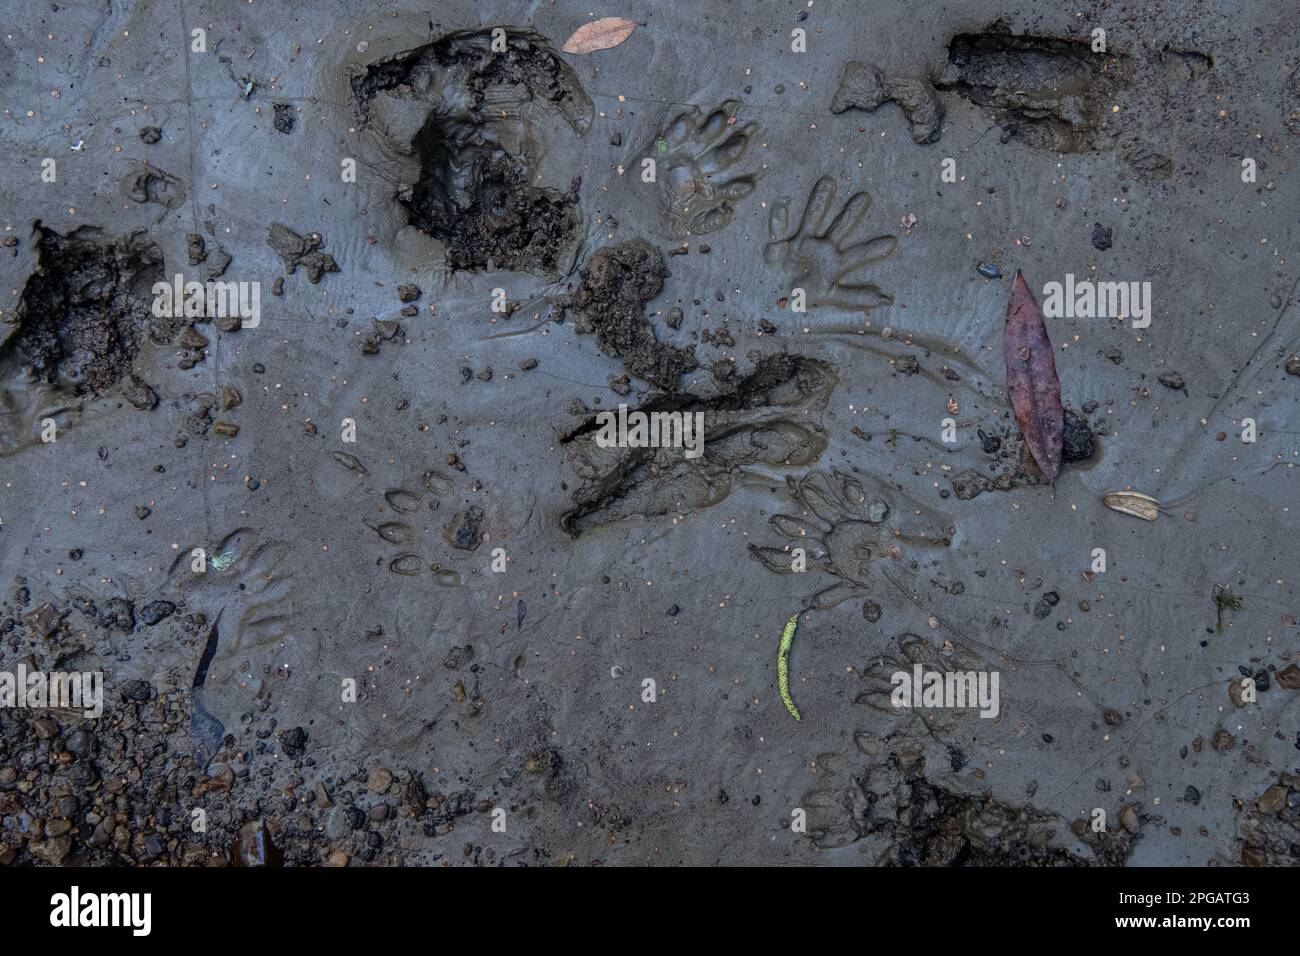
[
  {"xmin": 748, "ymin": 468, "xmax": 952, "ymax": 609},
  {"xmin": 653, "ymin": 99, "xmax": 761, "ymax": 236},
  {"xmin": 764, "ymin": 176, "xmax": 898, "ymax": 312}
]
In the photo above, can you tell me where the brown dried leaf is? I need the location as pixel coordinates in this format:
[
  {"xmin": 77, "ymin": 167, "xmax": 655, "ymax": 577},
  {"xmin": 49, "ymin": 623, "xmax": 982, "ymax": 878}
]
[
  {"xmin": 1004, "ymin": 271, "xmax": 1063, "ymax": 480},
  {"xmin": 562, "ymin": 17, "xmax": 638, "ymax": 54},
  {"xmin": 1103, "ymin": 491, "xmax": 1159, "ymax": 521}
]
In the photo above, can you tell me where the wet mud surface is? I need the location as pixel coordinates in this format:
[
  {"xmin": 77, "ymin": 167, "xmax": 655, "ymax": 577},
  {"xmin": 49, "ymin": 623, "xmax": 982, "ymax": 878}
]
[{"xmin": 0, "ymin": 0, "xmax": 1297, "ymax": 868}]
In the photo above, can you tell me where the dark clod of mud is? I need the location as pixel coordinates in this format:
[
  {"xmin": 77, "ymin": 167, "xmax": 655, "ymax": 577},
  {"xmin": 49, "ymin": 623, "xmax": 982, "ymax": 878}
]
[
  {"xmin": 267, "ymin": 224, "xmax": 340, "ymax": 284},
  {"xmin": 405, "ymin": 152, "xmax": 580, "ymax": 276},
  {"xmin": 1061, "ymin": 409, "xmax": 1095, "ymax": 462},
  {"xmin": 564, "ymin": 240, "xmax": 697, "ymax": 389},
  {"xmin": 273, "ymin": 103, "xmax": 295, "ymax": 134},
  {"xmin": 831, "ymin": 61, "xmax": 944, "ymax": 145},
  {"xmin": 4, "ymin": 224, "xmax": 164, "ymax": 395},
  {"xmin": 444, "ymin": 506, "xmax": 485, "ymax": 551}
]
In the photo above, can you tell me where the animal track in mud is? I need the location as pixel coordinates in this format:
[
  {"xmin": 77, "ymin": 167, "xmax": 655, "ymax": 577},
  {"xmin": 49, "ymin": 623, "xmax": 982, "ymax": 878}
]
[
  {"xmin": 168, "ymin": 527, "xmax": 311, "ymax": 766},
  {"xmin": 336, "ymin": 452, "xmax": 466, "ymax": 581},
  {"xmin": 935, "ymin": 25, "xmax": 1129, "ymax": 154},
  {"xmin": 648, "ymin": 98, "xmax": 762, "ymax": 237},
  {"xmin": 1, "ymin": 223, "xmax": 164, "ymax": 399},
  {"xmin": 765, "ymin": 176, "xmax": 898, "ymax": 313},
  {"xmin": 563, "ymin": 240, "xmax": 697, "ymax": 389},
  {"xmin": 120, "ymin": 163, "xmax": 186, "ymax": 209},
  {"xmin": 800, "ymin": 748, "xmax": 1139, "ymax": 863},
  {"xmin": 748, "ymin": 467, "xmax": 953, "ymax": 609},
  {"xmin": 352, "ymin": 28, "xmax": 592, "ymax": 277},
  {"xmin": 559, "ymin": 354, "xmax": 836, "ymax": 536}
]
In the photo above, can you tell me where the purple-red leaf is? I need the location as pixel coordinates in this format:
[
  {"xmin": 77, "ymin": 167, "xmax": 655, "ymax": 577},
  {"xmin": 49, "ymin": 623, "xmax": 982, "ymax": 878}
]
[{"xmin": 1004, "ymin": 271, "xmax": 1063, "ymax": 481}]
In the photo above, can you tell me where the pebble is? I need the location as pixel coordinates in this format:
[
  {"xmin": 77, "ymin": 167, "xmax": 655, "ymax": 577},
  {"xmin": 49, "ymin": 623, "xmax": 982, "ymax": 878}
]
[{"xmin": 367, "ymin": 767, "xmax": 393, "ymax": 794}]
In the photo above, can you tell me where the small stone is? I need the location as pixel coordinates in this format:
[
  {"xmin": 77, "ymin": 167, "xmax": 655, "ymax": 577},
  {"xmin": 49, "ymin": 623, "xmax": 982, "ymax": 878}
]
[
  {"xmin": 519, "ymin": 357, "xmax": 538, "ymax": 371},
  {"xmin": 125, "ymin": 377, "xmax": 158, "ymax": 410},
  {"xmin": 213, "ymin": 421, "xmax": 240, "ymax": 438},
  {"xmin": 862, "ymin": 600, "xmax": 882, "ymax": 623},
  {"xmin": 139, "ymin": 126, "xmax": 162, "ymax": 144},
  {"xmin": 1228, "ymin": 678, "xmax": 1250, "ymax": 707},
  {"xmin": 397, "ymin": 284, "xmax": 421, "ymax": 302},
  {"xmin": 1158, "ymin": 371, "xmax": 1186, "ymax": 390},
  {"xmin": 180, "ymin": 326, "xmax": 209, "ymax": 349},
  {"xmin": 325, "ymin": 805, "xmax": 349, "ymax": 840},
  {"xmin": 1275, "ymin": 663, "xmax": 1300, "ymax": 689},
  {"xmin": 1256, "ymin": 784, "xmax": 1287, "ymax": 815},
  {"xmin": 367, "ymin": 767, "xmax": 393, "ymax": 794}
]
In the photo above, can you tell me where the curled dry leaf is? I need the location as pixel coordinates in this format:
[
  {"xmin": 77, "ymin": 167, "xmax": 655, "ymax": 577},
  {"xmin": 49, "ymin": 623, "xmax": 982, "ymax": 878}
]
[
  {"xmin": 1004, "ymin": 271, "xmax": 1064, "ymax": 480},
  {"xmin": 1103, "ymin": 491, "xmax": 1159, "ymax": 521},
  {"xmin": 562, "ymin": 17, "xmax": 638, "ymax": 55}
]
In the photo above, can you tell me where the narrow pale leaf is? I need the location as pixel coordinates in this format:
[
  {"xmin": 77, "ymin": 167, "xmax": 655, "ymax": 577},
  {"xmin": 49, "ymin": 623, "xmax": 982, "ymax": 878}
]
[
  {"xmin": 562, "ymin": 17, "xmax": 638, "ymax": 54},
  {"xmin": 1004, "ymin": 271, "xmax": 1064, "ymax": 480},
  {"xmin": 1103, "ymin": 491, "xmax": 1159, "ymax": 521}
]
